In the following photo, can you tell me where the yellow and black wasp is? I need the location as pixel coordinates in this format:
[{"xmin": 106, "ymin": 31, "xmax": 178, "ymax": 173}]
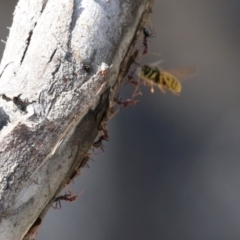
[{"xmin": 139, "ymin": 64, "xmax": 195, "ymax": 95}]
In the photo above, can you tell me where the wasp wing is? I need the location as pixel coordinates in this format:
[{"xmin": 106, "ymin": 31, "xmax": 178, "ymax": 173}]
[{"xmin": 165, "ymin": 67, "xmax": 197, "ymax": 80}]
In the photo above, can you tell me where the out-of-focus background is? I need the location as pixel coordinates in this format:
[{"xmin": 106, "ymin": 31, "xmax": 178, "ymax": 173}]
[{"xmin": 1, "ymin": 1, "xmax": 240, "ymax": 239}]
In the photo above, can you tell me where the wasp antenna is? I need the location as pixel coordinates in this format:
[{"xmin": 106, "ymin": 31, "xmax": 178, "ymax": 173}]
[{"xmin": 148, "ymin": 59, "xmax": 164, "ymax": 68}]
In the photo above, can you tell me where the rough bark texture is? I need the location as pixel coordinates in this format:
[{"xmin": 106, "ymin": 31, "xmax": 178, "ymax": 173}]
[{"xmin": 0, "ymin": 0, "xmax": 154, "ymax": 239}]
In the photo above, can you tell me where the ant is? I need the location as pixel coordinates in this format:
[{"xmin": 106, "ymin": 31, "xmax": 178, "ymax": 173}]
[
  {"xmin": 124, "ymin": 50, "xmax": 144, "ymax": 95},
  {"xmin": 114, "ymin": 95, "xmax": 139, "ymax": 108},
  {"xmin": 52, "ymin": 190, "xmax": 79, "ymax": 209},
  {"xmin": 142, "ymin": 27, "xmax": 154, "ymax": 55},
  {"xmin": 93, "ymin": 135, "xmax": 107, "ymax": 151},
  {"xmin": 116, "ymin": 73, "xmax": 142, "ymax": 108},
  {"xmin": 93, "ymin": 123, "xmax": 109, "ymax": 151},
  {"xmin": 127, "ymin": 74, "xmax": 139, "ymax": 87}
]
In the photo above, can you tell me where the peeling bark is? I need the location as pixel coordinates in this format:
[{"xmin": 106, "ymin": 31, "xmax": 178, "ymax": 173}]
[{"xmin": 0, "ymin": 0, "xmax": 154, "ymax": 239}]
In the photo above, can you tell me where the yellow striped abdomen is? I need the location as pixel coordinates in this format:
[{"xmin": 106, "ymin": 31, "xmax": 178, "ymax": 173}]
[{"xmin": 160, "ymin": 71, "xmax": 181, "ymax": 94}]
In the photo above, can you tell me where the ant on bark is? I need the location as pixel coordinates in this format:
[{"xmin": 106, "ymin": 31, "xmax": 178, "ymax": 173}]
[
  {"xmin": 115, "ymin": 72, "xmax": 142, "ymax": 108},
  {"xmin": 142, "ymin": 27, "xmax": 154, "ymax": 55},
  {"xmin": 52, "ymin": 190, "xmax": 80, "ymax": 209},
  {"xmin": 114, "ymin": 93, "xmax": 140, "ymax": 108},
  {"xmin": 93, "ymin": 123, "xmax": 109, "ymax": 151}
]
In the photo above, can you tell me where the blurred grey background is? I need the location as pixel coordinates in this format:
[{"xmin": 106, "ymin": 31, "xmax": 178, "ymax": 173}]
[{"xmin": 1, "ymin": 1, "xmax": 240, "ymax": 239}]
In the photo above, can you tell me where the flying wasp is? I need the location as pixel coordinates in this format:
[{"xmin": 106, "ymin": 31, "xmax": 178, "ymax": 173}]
[{"xmin": 139, "ymin": 64, "xmax": 195, "ymax": 95}]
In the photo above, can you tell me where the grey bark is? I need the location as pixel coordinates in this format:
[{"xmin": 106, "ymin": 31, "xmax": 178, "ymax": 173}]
[{"xmin": 0, "ymin": 0, "xmax": 154, "ymax": 239}]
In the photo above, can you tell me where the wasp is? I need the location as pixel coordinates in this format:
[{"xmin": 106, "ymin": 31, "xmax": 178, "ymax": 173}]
[{"xmin": 139, "ymin": 65, "xmax": 195, "ymax": 95}]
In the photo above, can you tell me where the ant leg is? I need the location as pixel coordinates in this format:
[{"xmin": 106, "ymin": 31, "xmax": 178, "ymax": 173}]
[
  {"xmin": 114, "ymin": 95, "xmax": 139, "ymax": 108},
  {"xmin": 126, "ymin": 74, "xmax": 139, "ymax": 87},
  {"xmin": 52, "ymin": 190, "xmax": 82, "ymax": 209}
]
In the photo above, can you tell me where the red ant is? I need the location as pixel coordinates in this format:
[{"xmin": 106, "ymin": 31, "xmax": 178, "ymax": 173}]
[
  {"xmin": 93, "ymin": 135, "xmax": 107, "ymax": 151},
  {"xmin": 126, "ymin": 74, "xmax": 139, "ymax": 87},
  {"xmin": 52, "ymin": 190, "xmax": 79, "ymax": 209},
  {"xmin": 93, "ymin": 124, "xmax": 109, "ymax": 151},
  {"xmin": 142, "ymin": 27, "xmax": 154, "ymax": 55},
  {"xmin": 114, "ymin": 96, "xmax": 139, "ymax": 108},
  {"xmin": 115, "ymin": 74, "xmax": 142, "ymax": 108}
]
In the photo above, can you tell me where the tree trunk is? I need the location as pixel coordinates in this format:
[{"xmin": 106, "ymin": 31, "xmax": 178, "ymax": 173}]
[{"xmin": 0, "ymin": 0, "xmax": 154, "ymax": 239}]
